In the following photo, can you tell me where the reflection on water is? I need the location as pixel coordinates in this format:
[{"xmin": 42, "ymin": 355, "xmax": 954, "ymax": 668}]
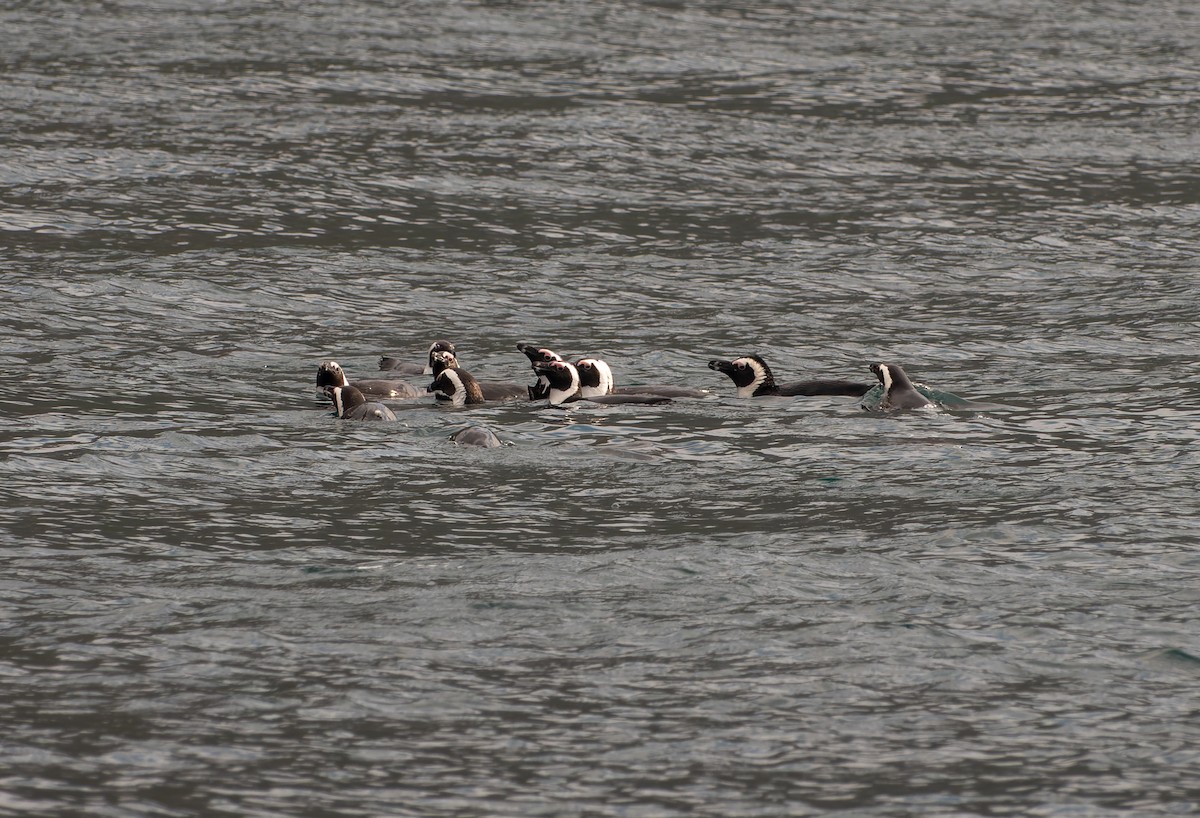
[{"xmin": 3, "ymin": 0, "xmax": 1199, "ymax": 816}]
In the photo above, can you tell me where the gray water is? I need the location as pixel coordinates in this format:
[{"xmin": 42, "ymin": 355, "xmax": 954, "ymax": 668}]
[{"xmin": 3, "ymin": 1, "xmax": 1199, "ymax": 816}]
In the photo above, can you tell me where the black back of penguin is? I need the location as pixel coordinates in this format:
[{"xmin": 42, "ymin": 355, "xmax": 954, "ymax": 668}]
[{"xmin": 449, "ymin": 425, "xmax": 503, "ymax": 448}]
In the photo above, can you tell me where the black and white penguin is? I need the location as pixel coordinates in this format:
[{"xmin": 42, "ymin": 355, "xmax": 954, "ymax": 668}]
[
  {"xmin": 379, "ymin": 339, "xmax": 456, "ymax": 376},
  {"xmin": 430, "ymin": 350, "xmax": 526, "ymax": 402},
  {"xmin": 575, "ymin": 357, "xmax": 711, "ymax": 399},
  {"xmin": 428, "ymin": 367, "xmax": 486, "ymax": 406},
  {"xmin": 707, "ymin": 355, "xmax": 872, "ymax": 398},
  {"xmin": 517, "ymin": 342, "xmax": 566, "ymax": 400},
  {"xmin": 870, "ymin": 363, "xmax": 936, "ymax": 411},
  {"xmin": 534, "ymin": 360, "xmax": 670, "ymax": 407},
  {"xmin": 326, "ymin": 385, "xmax": 398, "ymax": 421},
  {"xmin": 316, "ymin": 361, "xmax": 422, "ymax": 399},
  {"xmin": 449, "ymin": 425, "xmax": 503, "ymax": 448}
]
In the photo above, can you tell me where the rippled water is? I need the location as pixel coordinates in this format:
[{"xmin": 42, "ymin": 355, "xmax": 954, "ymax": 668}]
[{"xmin": 3, "ymin": 1, "xmax": 1199, "ymax": 816}]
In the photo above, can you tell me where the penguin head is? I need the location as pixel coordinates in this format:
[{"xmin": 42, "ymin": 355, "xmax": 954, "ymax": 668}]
[
  {"xmin": 423, "ymin": 340, "xmax": 457, "ymax": 374},
  {"xmin": 517, "ymin": 342, "xmax": 564, "ymax": 366},
  {"xmin": 429, "ymin": 349, "xmax": 460, "ymax": 377},
  {"xmin": 327, "ymin": 384, "xmax": 368, "ymax": 418},
  {"xmin": 575, "ymin": 357, "xmax": 615, "ymax": 397},
  {"xmin": 871, "ymin": 362, "xmax": 915, "ymax": 392},
  {"xmin": 533, "ymin": 360, "xmax": 580, "ymax": 406},
  {"xmin": 316, "ymin": 360, "xmax": 348, "ymax": 390},
  {"xmin": 708, "ymin": 354, "xmax": 774, "ymax": 398}
]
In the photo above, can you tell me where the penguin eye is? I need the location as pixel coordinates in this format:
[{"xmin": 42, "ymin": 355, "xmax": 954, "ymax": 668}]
[{"xmin": 734, "ymin": 362, "xmax": 745, "ymax": 370}]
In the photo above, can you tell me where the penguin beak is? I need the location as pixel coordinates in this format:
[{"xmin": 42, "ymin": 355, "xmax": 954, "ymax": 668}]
[
  {"xmin": 708, "ymin": 359, "xmax": 734, "ymax": 374},
  {"xmin": 519, "ymin": 344, "xmax": 546, "ymax": 363}
]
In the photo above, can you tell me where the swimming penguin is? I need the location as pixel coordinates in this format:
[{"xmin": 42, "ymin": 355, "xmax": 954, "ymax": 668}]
[
  {"xmin": 707, "ymin": 355, "xmax": 872, "ymax": 398},
  {"xmin": 326, "ymin": 385, "xmax": 398, "ymax": 421},
  {"xmin": 449, "ymin": 425, "xmax": 504, "ymax": 448},
  {"xmin": 428, "ymin": 367, "xmax": 486, "ymax": 406},
  {"xmin": 869, "ymin": 363, "xmax": 936, "ymax": 411},
  {"xmin": 316, "ymin": 361, "xmax": 422, "ymax": 399},
  {"xmin": 379, "ymin": 339, "xmax": 456, "ymax": 376},
  {"xmin": 575, "ymin": 357, "xmax": 711, "ymax": 399},
  {"xmin": 431, "ymin": 350, "xmax": 526, "ymax": 402},
  {"xmin": 517, "ymin": 342, "xmax": 566, "ymax": 400},
  {"xmin": 533, "ymin": 360, "xmax": 671, "ymax": 407}
]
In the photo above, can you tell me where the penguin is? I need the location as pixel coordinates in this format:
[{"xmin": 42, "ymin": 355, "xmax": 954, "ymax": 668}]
[
  {"xmin": 428, "ymin": 367, "xmax": 486, "ymax": 406},
  {"xmin": 431, "ymin": 350, "xmax": 526, "ymax": 402},
  {"xmin": 575, "ymin": 357, "xmax": 711, "ymax": 399},
  {"xmin": 517, "ymin": 342, "xmax": 566, "ymax": 400},
  {"xmin": 869, "ymin": 363, "xmax": 936, "ymax": 411},
  {"xmin": 316, "ymin": 361, "xmax": 422, "ymax": 399},
  {"xmin": 707, "ymin": 355, "xmax": 872, "ymax": 398},
  {"xmin": 533, "ymin": 361, "xmax": 671, "ymax": 407},
  {"xmin": 449, "ymin": 425, "xmax": 504, "ymax": 448},
  {"xmin": 326, "ymin": 385, "xmax": 397, "ymax": 421},
  {"xmin": 379, "ymin": 339, "xmax": 456, "ymax": 376}
]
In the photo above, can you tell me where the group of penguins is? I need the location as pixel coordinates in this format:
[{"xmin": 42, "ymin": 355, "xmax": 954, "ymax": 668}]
[{"xmin": 315, "ymin": 340, "xmax": 956, "ymax": 446}]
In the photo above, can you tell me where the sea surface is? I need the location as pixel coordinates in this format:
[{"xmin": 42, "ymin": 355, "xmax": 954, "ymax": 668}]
[{"xmin": 2, "ymin": 1, "xmax": 1199, "ymax": 816}]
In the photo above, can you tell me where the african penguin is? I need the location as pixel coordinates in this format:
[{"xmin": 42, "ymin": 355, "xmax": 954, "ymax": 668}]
[
  {"xmin": 326, "ymin": 385, "xmax": 398, "ymax": 421},
  {"xmin": 870, "ymin": 363, "xmax": 936, "ymax": 411},
  {"xmin": 379, "ymin": 339, "xmax": 456, "ymax": 376},
  {"xmin": 316, "ymin": 361, "xmax": 422, "ymax": 399},
  {"xmin": 707, "ymin": 355, "xmax": 872, "ymax": 398}
]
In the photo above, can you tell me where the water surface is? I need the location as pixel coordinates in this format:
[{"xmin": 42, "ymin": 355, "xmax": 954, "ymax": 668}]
[{"xmin": 2, "ymin": 1, "xmax": 1199, "ymax": 816}]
